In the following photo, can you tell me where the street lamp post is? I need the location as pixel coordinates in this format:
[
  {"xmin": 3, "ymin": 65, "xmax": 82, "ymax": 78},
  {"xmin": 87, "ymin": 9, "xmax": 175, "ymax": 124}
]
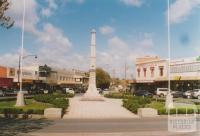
[
  {"xmin": 165, "ymin": 0, "xmax": 173, "ymax": 109},
  {"xmin": 15, "ymin": 54, "xmax": 37, "ymax": 107},
  {"xmin": 15, "ymin": 0, "xmax": 26, "ymax": 107}
]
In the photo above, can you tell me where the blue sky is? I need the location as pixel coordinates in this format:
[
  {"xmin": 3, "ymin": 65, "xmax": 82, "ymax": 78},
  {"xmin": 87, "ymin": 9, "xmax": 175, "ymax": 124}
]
[{"xmin": 0, "ymin": 0, "xmax": 200, "ymax": 78}]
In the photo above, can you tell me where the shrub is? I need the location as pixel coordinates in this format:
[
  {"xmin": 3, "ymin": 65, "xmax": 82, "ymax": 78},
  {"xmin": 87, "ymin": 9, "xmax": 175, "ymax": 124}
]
[
  {"xmin": 104, "ymin": 92, "xmax": 133, "ymax": 99},
  {"xmin": 25, "ymin": 109, "xmax": 44, "ymax": 115},
  {"xmin": 33, "ymin": 94, "xmax": 69, "ymax": 115},
  {"xmin": 65, "ymin": 92, "xmax": 75, "ymax": 98},
  {"xmin": 123, "ymin": 97, "xmax": 152, "ymax": 114},
  {"xmin": 0, "ymin": 108, "xmax": 44, "ymax": 116},
  {"xmin": 34, "ymin": 94, "xmax": 55, "ymax": 103},
  {"xmin": 157, "ymin": 108, "xmax": 197, "ymax": 115},
  {"xmin": 52, "ymin": 98, "xmax": 69, "ymax": 109}
]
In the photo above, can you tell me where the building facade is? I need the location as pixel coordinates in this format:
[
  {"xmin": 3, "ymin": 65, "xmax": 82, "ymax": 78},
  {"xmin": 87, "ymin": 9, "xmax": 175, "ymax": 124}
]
[
  {"xmin": 0, "ymin": 64, "xmax": 89, "ymax": 90},
  {"xmin": 136, "ymin": 56, "xmax": 168, "ymax": 83},
  {"xmin": 135, "ymin": 56, "xmax": 200, "ymax": 92},
  {"xmin": 48, "ymin": 68, "xmax": 89, "ymax": 87}
]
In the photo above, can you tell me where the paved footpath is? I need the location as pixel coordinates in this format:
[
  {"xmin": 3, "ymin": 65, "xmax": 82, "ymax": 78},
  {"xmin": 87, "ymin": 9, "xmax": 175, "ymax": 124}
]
[
  {"xmin": 63, "ymin": 96, "xmax": 138, "ymax": 119},
  {"xmin": 29, "ymin": 118, "xmax": 196, "ymax": 136},
  {"xmin": 27, "ymin": 96, "xmax": 197, "ymax": 136}
]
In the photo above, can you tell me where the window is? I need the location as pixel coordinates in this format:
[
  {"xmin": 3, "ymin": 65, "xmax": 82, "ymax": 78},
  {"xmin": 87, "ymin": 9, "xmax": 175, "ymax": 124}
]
[
  {"xmin": 137, "ymin": 68, "xmax": 140, "ymax": 77},
  {"xmin": 150, "ymin": 67, "xmax": 154, "ymax": 77},
  {"xmin": 143, "ymin": 68, "xmax": 147, "ymax": 77},
  {"xmin": 159, "ymin": 66, "xmax": 164, "ymax": 77}
]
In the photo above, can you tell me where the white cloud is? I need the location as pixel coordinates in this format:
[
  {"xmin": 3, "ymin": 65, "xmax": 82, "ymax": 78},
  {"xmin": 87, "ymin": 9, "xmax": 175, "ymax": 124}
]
[
  {"xmin": 41, "ymin": 0, "xmax": 57, "ymax": 17},
  {"xmin": 136, "ymin": 33, "xmax": 154, "ymax": 48},
  {"xmin": 38, "ymin": 23, "xmax": 71, "ymax": 48},
  {"xmin": 168, "ymin": 0, "xmax": 200, "ymax": 24},
  {"xmin": 41, "ymin": 8, "xmax": 52, "ymax": 17},
  {"xmin": 120, "ymin": 0, "xmax": 143, "ymax": 7},
  {"xmin": 99, "ymin": 25, "xmax": 115, "ymax": 35},
  {"xmin": 63, "ymin": 0, "xmax": 85, "ymax": 4},
  {"xmin": 7, "ymin": 0, "xmax": 39, "ymax": 34},
  {"xmin": 1, "ymin": 0, "xmax": 75, "ymax": 69},
  {"xmin": 97, "ymin": 35, "xmax": 155, "ymax": 78}
]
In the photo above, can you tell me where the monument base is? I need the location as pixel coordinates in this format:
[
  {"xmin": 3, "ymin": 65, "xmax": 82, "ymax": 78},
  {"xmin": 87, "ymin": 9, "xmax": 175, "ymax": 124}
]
[
  {"xmin": 81, "ymin": 96, "xmax": 105, "ymax": 101},
  {"xmin": 15, "ymin": 91, "xmax": 25, "ymax": 107},
  {"xmin": 165, "ymin": 92, "xmax": 174, "ymax": 109},
  {"xmin": 81, "ymin": 91, "xmax": 105, "ymax": 101}
]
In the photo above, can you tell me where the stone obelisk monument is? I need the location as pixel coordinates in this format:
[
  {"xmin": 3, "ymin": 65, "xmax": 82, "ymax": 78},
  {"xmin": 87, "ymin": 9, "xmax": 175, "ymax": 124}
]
[{"xmin": 81, "ymin": 29, "xmax": 104, "ymax": 101}]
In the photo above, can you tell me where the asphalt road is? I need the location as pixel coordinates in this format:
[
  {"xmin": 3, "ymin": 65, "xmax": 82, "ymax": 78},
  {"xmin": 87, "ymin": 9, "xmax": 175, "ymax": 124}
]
[{"xmin": 30, "ymin": 117, "xmax": 198, "ymax": 136}]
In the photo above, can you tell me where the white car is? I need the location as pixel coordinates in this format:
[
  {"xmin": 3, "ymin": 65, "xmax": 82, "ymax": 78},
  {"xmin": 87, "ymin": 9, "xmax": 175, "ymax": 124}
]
[
  {"xmin": 65, "ymin": 88, "xmax": 75, "ymax": 94},
  {"xmin": 156, "ymin": 88, "xmax": 168, "ymax": 97},
  {"xmin": 192, "ymin": 89, "xmax": 200, "ymax": 99},
  {"xmin": 183, "ymin": 90, "xmax": 193, "ymax": 99}
]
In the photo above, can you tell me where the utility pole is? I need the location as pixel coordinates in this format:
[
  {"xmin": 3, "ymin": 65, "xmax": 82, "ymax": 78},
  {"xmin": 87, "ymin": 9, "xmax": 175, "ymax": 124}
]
[
  {"xmin": 112, "ymin": 68, "xmax": 115, "ymax": 79},
  {"xmin": 124, "ymin": 62, "xmax": 128, "ymax": 80}
]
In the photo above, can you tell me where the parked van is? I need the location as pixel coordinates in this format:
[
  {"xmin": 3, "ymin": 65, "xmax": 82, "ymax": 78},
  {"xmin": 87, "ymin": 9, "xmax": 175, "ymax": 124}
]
[{"xmin": 156, "ymin": 88, "xmax": 168, "ymax": 97}]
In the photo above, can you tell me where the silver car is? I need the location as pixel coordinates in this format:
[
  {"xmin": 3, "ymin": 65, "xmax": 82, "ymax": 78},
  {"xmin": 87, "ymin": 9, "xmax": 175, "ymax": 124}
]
[
  {"xmin": 192, "ymin": 89, "xmax": 200, "ymax": 99},
  {"xmin": 183, "ymin": 90, "xmax": 193, "ymax": 99}
]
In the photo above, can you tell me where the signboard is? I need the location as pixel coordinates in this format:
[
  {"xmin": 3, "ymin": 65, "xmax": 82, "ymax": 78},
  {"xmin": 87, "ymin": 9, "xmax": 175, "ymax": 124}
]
[{"xmin": 9, "ymin": 68, "xmax": 15, "ymax": 76}]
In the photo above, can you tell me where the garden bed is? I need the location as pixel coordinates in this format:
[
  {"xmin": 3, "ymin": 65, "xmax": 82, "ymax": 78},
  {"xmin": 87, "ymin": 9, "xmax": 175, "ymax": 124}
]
[{"xmin": 0, "ymin": 93, "xmax": 71, "ymax": 118}]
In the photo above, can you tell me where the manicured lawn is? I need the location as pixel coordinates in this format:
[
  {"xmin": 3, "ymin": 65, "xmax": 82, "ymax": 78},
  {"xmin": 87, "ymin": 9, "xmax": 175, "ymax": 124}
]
[
  {"xmin": 146, "ymin": 101, "xmax": 200, "ymax": 110},
  {"xmin": 145, "ymin": 101, "xmax": 165, "ymax": 110},
  {"xmin": 0, "ymin": 99, "xmax": 53, "ymax": 111}
]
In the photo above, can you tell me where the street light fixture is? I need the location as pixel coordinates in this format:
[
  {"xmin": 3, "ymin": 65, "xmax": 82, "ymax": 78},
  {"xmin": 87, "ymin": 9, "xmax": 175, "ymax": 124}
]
[{"xmin": 17, "ymin": 54, "xmax": 38, "ymax": 84}]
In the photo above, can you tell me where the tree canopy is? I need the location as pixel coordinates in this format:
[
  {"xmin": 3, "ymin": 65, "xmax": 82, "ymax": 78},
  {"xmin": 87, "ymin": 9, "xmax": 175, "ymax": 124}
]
[
  {"xmin": 96, "ymin": 68, "xmax": 111, "ymax": 90},
  {"xmin": 0, "ymin": 0, "xmax": 14, "ymax": 29}
]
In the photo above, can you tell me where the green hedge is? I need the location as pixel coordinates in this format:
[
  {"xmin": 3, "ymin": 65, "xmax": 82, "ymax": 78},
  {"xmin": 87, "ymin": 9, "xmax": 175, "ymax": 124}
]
[
  {"xmin": 0, "ymin": 108, "xmax": 44, "ymax": 115},
  {"xmin": 33, "ymin": 94, "xmax": 69, "ymax": 114},
  {"xmin": 52, "ymin": 98, "xmax": 69, "ymax": 109},
  {"xmin": 158, "ymin": 108, "xmax": 199, "ymax": 115},
  {"xmin": 104, "ymin": 92, "xmax": 134, "ymax": 99},
  {"xmin": 123, "ymin": 97, "xmax": 152, "ymax": 114}
]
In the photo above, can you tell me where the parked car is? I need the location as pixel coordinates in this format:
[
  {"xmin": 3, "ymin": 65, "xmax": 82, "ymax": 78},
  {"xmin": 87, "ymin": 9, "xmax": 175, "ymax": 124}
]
[
  {"xmin": 156, "ymin": 88, "xmax": 168, "ymax": 97},
  {"xmin": 64, "ymin": 88, "xmax": 75, "ymax": 94},
  {"xmin": 43, "ymin": 90, "xmax": 49, "ymax": 94},
  {"xmin": 192, "ymin": 89, "xmax": 200, "ymax": 99},
  {"xmin": 134, "ymin": 90, "xmax": 153, "ymax": 97},
  {"xmin": 183, "ymin": 90, "xmax": 193, "ymax": 99},
  {"xmin": 97, "ymin": 88, "xmax": 103, "ymax": 94},
  {"xmin": 171, "ymin": 91, "xmax": 184, "ymax": 98},
  {"xmin": 0, "ymin": 90, "xmax": 5, "ymax": 97},
  {"xmin": 4, "ymin": 90, "xmax": 18, "ymax": 96}
]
